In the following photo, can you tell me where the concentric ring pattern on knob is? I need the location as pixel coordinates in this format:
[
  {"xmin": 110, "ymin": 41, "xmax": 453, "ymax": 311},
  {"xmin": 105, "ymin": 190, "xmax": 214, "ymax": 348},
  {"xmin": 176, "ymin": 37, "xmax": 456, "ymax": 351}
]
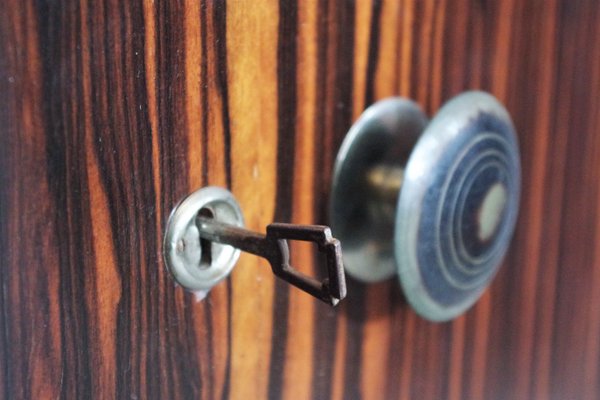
[{"xmin": 396, "ymin": 91, "xmax": 520, "ymax": 321}]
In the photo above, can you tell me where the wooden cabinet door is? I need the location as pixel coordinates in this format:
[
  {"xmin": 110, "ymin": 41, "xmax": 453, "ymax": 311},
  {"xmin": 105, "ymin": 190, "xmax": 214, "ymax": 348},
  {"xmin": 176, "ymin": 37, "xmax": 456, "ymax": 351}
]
[{"xmin": 2, "ymin": 1, "xmax": 600, "ymax": 398}]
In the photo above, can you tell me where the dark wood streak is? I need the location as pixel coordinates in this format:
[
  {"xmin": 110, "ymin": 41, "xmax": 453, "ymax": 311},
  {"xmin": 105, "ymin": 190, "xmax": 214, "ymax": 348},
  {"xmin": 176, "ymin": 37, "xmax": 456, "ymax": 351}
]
[
  {"xmin": 364, "ymin": 0, "xmax": 383, "ymax": 106},
  {"xmin": 267, "ymin": 1, "xmax": 299, "ymax": 398},
  {"xmin": 3, "ymin": 1, "xmax": 600, "ymax": 399},
  {"xmin": 0, "ymin": 3, "xmax": 9, "ymax": 393},
  {"xmin": 506, "ymin": 3, "xmax": 552, "ymax": 397},
  {"xmin": 155, "ymin": 1, "xmax": 206, "ymax": 398},
  {"xmin": 212, "ymin": 2, "xmax": 232, "ymax": 190},
  {"xmin": 37, "ymin": 2, "xmax": 94, "ymax": 398},
  {"xmin": 310, "ymin": 1, "xmax": 337, "ymax": 397},
  {"xmin": 210, "ymin": 3, "xmax": 234, "ymax": 399},
  {"xmin": 326, "ymin": 2, "xmax": 363, "ymax": 399},
  {"xmin": 129, "ymin": 1, "xmax": 167, "ymax": 397},
  {"xmin": 549, "ymin": 2, "xmax": 600, "ymax": 399},
  {"xmin": 200, "ymin": 0, "xmax": 210, "ymax": 188},
  {"xmin": 196, "ymin": 1, "xmax": 215, "ymax": 397}
]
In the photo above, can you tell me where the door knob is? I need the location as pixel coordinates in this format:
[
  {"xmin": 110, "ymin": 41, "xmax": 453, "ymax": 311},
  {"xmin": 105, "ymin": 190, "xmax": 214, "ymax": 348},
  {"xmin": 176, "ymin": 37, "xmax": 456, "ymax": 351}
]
[{"xmin": 330, "ymin": 91, "xmax": 520, "ymax": 321}]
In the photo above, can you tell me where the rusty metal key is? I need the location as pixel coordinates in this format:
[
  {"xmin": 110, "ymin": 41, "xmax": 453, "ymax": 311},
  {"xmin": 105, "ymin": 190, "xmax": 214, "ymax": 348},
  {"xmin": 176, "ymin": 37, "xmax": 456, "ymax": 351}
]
[{"xmin": 195, "ymin": 215, "xmax": 346, "ymax": 306}]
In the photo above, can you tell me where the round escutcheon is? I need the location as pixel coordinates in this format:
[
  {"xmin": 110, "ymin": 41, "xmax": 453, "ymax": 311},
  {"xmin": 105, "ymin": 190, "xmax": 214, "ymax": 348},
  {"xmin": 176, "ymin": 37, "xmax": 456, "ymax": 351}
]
[{"xmin": 163, "ymin": 186, "xmax": 244, "ymax": 297}]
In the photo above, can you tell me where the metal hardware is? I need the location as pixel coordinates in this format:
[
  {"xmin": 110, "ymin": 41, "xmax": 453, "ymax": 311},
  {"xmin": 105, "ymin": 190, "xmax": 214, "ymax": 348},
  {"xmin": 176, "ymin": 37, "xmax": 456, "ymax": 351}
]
[
  {"xmin": 164, "ymin": 186, "xmax": 346, "ymax": 306},
  {"xmin": 163, "ymin": 186, "xmax": 244, "ymax": 299},
  {"xmin": 331, "ymin": 91, "xmax": 521, "ymax": 321},
  {"xmin": 197, "ymin": 217, "xmax": 346, "ymax": 305}
]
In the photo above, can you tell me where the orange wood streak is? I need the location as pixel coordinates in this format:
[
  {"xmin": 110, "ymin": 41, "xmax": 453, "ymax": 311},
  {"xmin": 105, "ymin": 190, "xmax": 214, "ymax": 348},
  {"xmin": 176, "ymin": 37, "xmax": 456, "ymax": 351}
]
[
  {"xmin": 359, "ymin": 2, "xmax": 397, "ymax": 395},
  {"xmin": 184, "ymin": 0, "xmax": 204, "ymax": 188},
  {"xmin": 415, "ymin": 0, "xmax": 435, "ymax": 106},
  {"xmin": 80, "ymin": 0, "xmax": 121, "ymax": 397},
  {"xmin": 398, "ymin": 311, "xmax": 416, "ymax": 400},
  {"xmin": 447, "ymin": 316, "xmax": 466, "ymax": 400},
  {"xmin": 467, "ymin": 292, "xmax": 491, "ymax": 400},
  {"xmin": 330, "ymin": 312, "xmax": 348, "ymax": 400},
  {"xmin": 227, "ymin": 1, "xmax": 279, "ymax": 399},
  {"xmin": 352, "ymin": 0, "xmax": 373, "ymax": 116},
  {"xmin": 361, "ymin": 283, "xmax": 393, "ymax": 400},
  {"xmin": 376, "ymin": 0, "xmax": 402, "ymax": 99}
]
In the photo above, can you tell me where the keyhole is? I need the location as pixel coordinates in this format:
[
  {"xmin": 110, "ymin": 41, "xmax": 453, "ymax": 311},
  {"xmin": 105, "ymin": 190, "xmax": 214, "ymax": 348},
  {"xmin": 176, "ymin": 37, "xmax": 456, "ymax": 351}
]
[{"xmin": 198, "ymin": 207, "xmax": 214, "ymax": 268}]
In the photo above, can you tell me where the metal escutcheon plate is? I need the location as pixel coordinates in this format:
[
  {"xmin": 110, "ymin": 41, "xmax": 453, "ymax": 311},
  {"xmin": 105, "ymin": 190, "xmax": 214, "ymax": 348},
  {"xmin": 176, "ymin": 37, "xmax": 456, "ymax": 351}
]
[{"xmin": 163, "ymin": 187, "xmax": 244, "ymax": 297}]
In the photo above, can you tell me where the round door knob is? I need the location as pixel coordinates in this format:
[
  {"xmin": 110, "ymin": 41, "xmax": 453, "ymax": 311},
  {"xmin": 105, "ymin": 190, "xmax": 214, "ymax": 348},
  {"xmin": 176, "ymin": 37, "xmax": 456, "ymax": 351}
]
[{"xmin": 330, "ymin": 91, "xmax": 520, "ymax": 321}]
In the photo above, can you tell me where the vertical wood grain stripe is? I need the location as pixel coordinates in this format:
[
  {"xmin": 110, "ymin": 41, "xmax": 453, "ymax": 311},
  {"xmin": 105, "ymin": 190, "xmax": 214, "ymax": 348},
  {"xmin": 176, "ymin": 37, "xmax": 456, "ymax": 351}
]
[
  {"xmin": 2, "ymin": 1, "xmax": 600, "ymax": 399},
  {"xmin": 310, "ymin": 2, "xmax": 340, "ymax": 399},
  {"xmin": 267, "ymin": 0, "xmax": 298, "ymax": 397},
  {"xmin": 281, "ymin": 0, "xmax": 320, "ymax": 398}
]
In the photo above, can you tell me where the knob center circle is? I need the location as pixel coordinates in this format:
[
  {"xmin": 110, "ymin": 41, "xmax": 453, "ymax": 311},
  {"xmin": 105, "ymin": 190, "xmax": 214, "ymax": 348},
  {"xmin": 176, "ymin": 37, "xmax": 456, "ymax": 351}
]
[{"xmin": 477, "ymin": 182, "xmax": 508, "ymax": 243}]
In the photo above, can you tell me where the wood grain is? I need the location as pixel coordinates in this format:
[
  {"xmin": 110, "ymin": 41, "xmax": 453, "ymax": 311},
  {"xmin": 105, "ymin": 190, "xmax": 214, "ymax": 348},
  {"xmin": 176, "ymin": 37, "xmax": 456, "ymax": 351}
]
[{"xmin": 2, "ymin": 0, "xmax": 600, "ymax": 399}]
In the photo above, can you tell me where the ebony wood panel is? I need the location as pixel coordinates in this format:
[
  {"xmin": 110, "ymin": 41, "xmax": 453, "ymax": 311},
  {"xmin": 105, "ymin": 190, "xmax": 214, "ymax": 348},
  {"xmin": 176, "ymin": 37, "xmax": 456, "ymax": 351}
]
[{"xmin": 2, "ymin": 0, "xmax": 600, "ymax": 399}]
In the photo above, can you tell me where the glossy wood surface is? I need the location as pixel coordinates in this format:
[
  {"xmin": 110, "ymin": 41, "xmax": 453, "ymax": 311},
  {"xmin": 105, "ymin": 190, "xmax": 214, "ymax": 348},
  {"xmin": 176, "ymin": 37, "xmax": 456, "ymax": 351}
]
[{"xmin": 2, "ymin": 0, "xmax": 600, "ymax": 398}]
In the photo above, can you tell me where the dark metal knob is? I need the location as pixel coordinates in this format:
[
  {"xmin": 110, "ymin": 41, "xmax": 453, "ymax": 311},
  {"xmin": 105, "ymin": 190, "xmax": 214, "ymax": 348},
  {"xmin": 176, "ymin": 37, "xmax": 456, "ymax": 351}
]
[{"xmin": 330, "ymin": 91, "xmax": 521, "ymax": 321}]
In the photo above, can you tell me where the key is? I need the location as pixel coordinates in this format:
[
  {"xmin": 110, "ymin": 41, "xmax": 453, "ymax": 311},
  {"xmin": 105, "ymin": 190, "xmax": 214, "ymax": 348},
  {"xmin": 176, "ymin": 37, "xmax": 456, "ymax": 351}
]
[{"xmin": 196, "ymin": 216, "xmax": 347, "ymax": 306}]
